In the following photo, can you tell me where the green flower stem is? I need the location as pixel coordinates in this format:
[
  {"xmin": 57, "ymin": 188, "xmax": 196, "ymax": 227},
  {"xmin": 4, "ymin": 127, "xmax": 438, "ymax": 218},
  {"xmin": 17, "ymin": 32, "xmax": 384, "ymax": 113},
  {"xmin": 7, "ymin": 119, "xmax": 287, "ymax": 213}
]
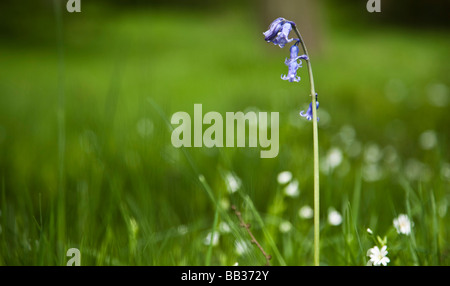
[{"xmin": 293, "ymin": 26, "xmax": 320, "ymax": 266}]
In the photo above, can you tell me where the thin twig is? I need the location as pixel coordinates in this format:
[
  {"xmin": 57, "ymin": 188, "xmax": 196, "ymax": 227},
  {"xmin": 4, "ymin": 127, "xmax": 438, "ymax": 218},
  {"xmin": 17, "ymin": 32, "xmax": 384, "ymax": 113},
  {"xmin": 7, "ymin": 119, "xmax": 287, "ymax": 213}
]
[{"xmin": 231, "ymin": 205, "xmax": 272, "ymax": 266}]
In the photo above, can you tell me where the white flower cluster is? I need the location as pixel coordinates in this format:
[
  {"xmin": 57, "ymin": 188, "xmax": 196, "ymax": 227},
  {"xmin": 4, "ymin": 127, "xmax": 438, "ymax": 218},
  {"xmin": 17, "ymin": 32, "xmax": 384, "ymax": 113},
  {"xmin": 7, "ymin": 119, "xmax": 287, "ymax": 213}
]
[
  {"xmin": 277, "ymin": 171, "xmax": 299, "ymax": 197},
  {"xmin": 366, "ymin": 214, "xmax": 413, "ymax": 266}
]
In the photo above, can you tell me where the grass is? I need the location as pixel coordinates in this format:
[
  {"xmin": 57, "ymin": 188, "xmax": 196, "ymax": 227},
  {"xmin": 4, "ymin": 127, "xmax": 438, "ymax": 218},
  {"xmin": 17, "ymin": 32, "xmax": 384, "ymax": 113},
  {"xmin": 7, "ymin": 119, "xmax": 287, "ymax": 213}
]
[{"xmin": 0, "ymin": 3, "xmax": 449, "ymax": 266}]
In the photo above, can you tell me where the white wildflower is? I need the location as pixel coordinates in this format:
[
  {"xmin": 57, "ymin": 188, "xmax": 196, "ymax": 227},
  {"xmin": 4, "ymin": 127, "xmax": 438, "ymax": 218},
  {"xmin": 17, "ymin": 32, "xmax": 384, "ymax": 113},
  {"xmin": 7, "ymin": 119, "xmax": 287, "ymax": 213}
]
[
  {"xmin": 219, "ymin": 221, "xmax": 231, "ymax": 233},
  {"xmin": 284, "ymin": 179, "xmax": 299, "ymax": 197},
  {"xmin": 298, "ymin": 205, "xmax": 313, "ymax": 219},
  {"xmin": 225, "ymin": 172, "xmax": 241, "ymax": 193},
  {"xmin": 328, "ymin": 208, "xmax": 342, "ymax": 226},
  {"xmin": 277, "ymin": 171, "xmax": 292, "ymax": 184},
  {"xmin": 235, "ymin": 240, "xmax": 249, "ymax": 256},
  {"xmin": 393, "ymin": 214, "xmax": 412, "ymax": 235},
  {"xmin": 203, "ymin": 231, "xmax": 219, "ymax": 246},
  {"xmin": 327, "ymin": 147, "xmax": 343, "ymax": 169},
  {"xmin": 367, "ymin": 245, "xmax": 390, "ymax": 266},
  {"xmin": 279, "ymin": 221, "xmax": 292, "ymax": 233}
]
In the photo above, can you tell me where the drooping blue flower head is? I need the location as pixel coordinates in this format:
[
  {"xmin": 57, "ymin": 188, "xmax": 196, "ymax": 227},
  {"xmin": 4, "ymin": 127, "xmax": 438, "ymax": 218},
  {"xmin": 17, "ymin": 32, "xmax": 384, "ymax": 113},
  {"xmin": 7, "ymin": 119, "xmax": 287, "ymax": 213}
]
[
  {"xmin": 263, "ymin": 18, "xmax": 296, "ymax": 48},
  {"xmin": 263, "ymin": 17, "xmax": 285, "ymax": 41},
  {"xmin": 281, "ymin": 44, "xmax": 308, "ymax": 82},
  {"xmin": 300, "ymin": 94, "xmax": 319, "ymax": 121}
]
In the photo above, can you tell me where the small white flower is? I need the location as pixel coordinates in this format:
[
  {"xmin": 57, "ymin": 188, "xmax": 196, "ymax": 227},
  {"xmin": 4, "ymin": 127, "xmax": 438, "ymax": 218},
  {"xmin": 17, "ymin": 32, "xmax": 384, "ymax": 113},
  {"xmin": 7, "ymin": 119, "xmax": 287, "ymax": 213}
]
[
  {"xmin": 219, "ymin": 222, "xmax": 231, "ymax": 233},
  {"xmin": 328, "ymin": 208, "xmax": 342, "ymax": 226},
  {"xmin": 233, "ymin": 262, "xmax": 239, "ymax": 266},
  {"xmin": 203, "ymin": 231, "xmax": 219, "ymax": 246},
  {"xmin": 321, "ymin": 148, "xmax": 344, "ymax": 174},
  {"xmin": 225, "ymin": 172, "xmax": 241, "ymax": 193},
  {"xmin": 298, "ymin": 205, "xmax": 313, "ymax": 219},
  {"xmin": 284, "ymin": 179, "xmax": 299, "ymax": 197},
  {"xmin": 234, "ymin": 240, "xmax": 249, "ymax": 255},
  {"xmin": 277, "ymin": 171, "xmax": 292, "ymax": 184},
  {"xmin": 279, "ymin": 221, "xmax": 292, "ymax": 233},
  {"xmin": 367, "ymin": 245, "xmax": 390, "ymax": 266},
  {"xmin": 393, "ymin": 214, "xmax": 412, "ymax": 235},
  {"xmin": 367, "ymin": 228, "xmax": 373, "ymax": 235},
  {"xmin": 327, "ymin": 147, "xmax": 343, "ymax": 169}
]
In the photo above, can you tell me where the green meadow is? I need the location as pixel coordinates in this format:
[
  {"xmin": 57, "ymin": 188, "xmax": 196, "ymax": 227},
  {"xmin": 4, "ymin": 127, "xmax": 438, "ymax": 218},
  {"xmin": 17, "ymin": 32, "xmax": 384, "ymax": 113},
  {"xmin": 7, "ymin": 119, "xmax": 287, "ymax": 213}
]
[{"xmin": 0, "ymin": 1, "xmax": 449, "ymax": 266}]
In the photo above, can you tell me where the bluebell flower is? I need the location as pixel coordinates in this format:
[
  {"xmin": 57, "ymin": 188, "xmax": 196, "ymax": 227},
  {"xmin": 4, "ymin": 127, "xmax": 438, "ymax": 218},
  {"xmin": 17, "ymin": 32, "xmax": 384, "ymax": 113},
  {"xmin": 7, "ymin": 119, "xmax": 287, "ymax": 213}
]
[
  {"xmin": 263, "ymin": 17, "xmax": 285, "ymax": 41},
  {"xmin": 263, "ymin": 18, "xmax": 296, "ymax": 48},
  {"xmin": 281, "ymin": 44, "xmax": 308, "ymax": 82},
  {"xmin": 300, "ymin": 94, "xmax": 319, "ymax": 121}
]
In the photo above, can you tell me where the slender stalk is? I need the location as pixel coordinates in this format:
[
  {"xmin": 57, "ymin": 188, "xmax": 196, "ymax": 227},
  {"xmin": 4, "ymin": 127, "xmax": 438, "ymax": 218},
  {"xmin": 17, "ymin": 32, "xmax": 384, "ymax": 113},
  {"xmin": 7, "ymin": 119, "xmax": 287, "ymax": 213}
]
[
  {"xmin": 292, "ymin": 26, "xmax": 320, "ymax": 266},
  {"xmin": 232, "ymin": 205, "xmax": 272, "ymax": 266}
]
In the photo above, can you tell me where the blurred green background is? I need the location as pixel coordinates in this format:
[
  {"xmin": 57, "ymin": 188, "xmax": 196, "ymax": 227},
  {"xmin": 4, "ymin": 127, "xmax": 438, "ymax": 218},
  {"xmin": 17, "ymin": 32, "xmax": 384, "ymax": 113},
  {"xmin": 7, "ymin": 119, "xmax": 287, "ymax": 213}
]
[{"xmin": 0, "ymin": 0, "xmax": 449, "ymax": 265}]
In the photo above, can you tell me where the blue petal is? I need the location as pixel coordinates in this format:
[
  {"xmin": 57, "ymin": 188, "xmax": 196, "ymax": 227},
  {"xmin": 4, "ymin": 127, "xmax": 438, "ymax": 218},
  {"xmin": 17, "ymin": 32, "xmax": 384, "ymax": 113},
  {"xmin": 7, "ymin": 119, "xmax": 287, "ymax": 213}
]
[
  {"xmin": 271, "ymin": 23, "xmax": 294, "ymax": 48},
  {"xmin": 263, "ymin": 17, "xmax": 285, "ymax": 42},
  {"xmin": 300, "ymin": 101, "xmax": 319, "ymax": 121},
  {"xmin": 289, "ymin": 45, "xmax": 299, "ymax": 58}
]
